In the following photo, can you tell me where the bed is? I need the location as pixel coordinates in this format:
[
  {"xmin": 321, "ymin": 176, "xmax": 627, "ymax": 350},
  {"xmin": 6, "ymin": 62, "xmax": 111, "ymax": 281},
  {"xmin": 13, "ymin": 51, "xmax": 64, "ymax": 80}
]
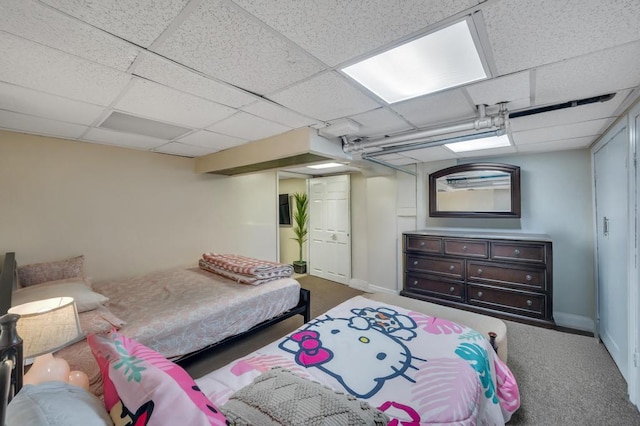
[
  {"xmin": 195, "ymin": 294, "xmax": 520, "ymax": 425},
  {"xmin": 0, "ymin": 251, "xmax": 310, "ymax": 397}
]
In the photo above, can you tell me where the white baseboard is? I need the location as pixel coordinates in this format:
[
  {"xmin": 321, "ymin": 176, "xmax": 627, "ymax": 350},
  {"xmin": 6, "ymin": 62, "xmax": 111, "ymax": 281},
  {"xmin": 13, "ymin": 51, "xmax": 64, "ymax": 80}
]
[
  {"xmin": 349, "ymin": 279, "xmax": 398, "ymax": 295},
  {"xmin": 554, "ymin": 311, "xmax": 595, "ymax": 333}
]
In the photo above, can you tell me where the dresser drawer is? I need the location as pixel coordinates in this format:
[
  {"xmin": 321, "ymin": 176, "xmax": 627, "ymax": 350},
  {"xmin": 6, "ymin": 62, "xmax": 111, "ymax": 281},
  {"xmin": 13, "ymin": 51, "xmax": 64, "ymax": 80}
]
[
  {"xmin": 467, "ymin": 285, "xmax": 546, "ymax": 318},
  {"xmin": 444, "ymin": 239, "xmax": 488, "ymax": 258},
  {"xmin": 406, "ymin": 255, "xmax": 463, "ymax": 279},
  {"xmin": 405, "ymin": 235, "xmax": 442, "ymax": 254},
  {"xmin": 405, "ymin": 273, "xmax": 464, "ymax": 301},
  {"xmin": 491, "ymin": 242, "xmax": 547, "ymax": 263},
  {"xmin": 467, "ymin": 261, "xmax": 547, "ymax": 290}
]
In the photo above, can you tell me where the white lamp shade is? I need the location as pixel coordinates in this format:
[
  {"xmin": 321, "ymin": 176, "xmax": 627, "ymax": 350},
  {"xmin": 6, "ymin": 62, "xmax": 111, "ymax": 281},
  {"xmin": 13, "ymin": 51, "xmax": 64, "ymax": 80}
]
[{"xmin": 8, "ymin": 297, "xmax": 83, "ymax": 358}]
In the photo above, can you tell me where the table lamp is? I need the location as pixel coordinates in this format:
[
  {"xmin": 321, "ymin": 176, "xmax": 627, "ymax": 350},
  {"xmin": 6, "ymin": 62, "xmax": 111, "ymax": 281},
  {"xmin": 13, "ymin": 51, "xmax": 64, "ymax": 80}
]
[{"xmin": 7, "ymin": 297, "xmax": 88, "ymax": 389}]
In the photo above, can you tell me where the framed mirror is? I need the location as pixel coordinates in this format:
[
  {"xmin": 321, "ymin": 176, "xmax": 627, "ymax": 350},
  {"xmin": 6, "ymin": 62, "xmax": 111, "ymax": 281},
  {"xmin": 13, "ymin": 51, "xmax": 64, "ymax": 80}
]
[{"xmin": 429, "ymin": 163, "xmax": 521, "ymax": 218}]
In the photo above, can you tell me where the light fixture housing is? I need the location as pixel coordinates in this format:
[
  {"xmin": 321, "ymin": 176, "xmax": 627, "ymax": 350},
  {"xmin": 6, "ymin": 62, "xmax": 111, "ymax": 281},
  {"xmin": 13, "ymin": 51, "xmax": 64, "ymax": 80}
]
[
  {"xmin": 342, "ymin": 19, "xmax": 488, "ymax": 104},
  {"xmin": 445, "ymin": 134, "xmax": 512, "ymax": 153}
]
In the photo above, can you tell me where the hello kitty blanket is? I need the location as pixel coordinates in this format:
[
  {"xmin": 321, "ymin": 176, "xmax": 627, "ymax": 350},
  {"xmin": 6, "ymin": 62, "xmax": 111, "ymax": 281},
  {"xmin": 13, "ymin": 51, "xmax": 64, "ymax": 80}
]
[{"xmin": 196, "ymin": 296, "xmax": 520, "ymax": 425}]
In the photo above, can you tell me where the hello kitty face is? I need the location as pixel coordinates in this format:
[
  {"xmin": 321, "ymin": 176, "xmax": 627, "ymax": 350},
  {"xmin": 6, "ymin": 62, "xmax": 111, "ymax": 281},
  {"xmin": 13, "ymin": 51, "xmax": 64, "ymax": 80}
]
[
  {"xmin": 279, "ymin": 312, "xmax": 423, "ymax": 399},
  {"xmin": 350, "ymin": 307, "xmax": 418, "ymax": 341}
]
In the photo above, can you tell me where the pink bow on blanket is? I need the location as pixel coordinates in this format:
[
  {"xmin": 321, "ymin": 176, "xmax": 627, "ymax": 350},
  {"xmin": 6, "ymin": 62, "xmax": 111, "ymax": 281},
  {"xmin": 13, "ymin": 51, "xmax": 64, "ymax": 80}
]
[{"xmin": 290, "ymin": 331, "xmax": 332, "ymax": 367}]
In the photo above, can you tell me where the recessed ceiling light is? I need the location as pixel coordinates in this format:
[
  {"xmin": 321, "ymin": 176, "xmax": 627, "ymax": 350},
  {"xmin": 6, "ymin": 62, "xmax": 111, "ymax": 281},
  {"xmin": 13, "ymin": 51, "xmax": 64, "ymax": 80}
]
[
  {"xmin": 445, "ymin": 134, "xmax": 511, "ymax": 153},
  {"xmin": 307, "ymin": 162, "xmax": 343, "ymax": 169},
  {"xmin": 341, "ymin": 19, "xmax": 487, "ymax": 104}
]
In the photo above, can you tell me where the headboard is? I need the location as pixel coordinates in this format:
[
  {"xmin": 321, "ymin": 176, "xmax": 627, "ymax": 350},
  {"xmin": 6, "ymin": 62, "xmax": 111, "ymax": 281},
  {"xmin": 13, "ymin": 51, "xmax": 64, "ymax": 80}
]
[{"xmin": 0, "ymin": 252, "xmax": 22, "ymax": 424}]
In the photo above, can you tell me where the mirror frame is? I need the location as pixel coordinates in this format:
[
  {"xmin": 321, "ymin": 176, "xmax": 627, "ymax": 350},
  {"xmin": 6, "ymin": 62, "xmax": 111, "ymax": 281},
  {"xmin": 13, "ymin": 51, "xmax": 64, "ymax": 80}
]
[{"xmin": 429, "ymin": 162, "xmax": 521, "ymax": 218}]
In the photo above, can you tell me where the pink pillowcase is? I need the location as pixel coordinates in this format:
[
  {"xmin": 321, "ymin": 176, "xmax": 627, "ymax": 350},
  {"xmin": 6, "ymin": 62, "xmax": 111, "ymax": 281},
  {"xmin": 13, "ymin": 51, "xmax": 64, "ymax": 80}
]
[{"xmin": 87, "ymin": 331, "xmax": 227, "ymax": 426}]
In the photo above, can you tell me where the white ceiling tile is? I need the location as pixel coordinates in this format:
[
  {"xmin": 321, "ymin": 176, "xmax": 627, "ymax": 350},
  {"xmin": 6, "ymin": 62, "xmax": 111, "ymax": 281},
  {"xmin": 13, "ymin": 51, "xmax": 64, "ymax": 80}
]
[
  {"xmin": 177, "ymin": 130, "xmax": 247, "ymax": 151},
  {"xmin": 153, "ymin": 142, "xmax": 216, "ymax": 157},
  {"xmin": 391, "ymin": 89, "xmax": 476, "ymax": 128},
  {"xmin": 0, "ymin": 33, "xmax": 131, "ymax": 106},
  {"xmin": 516, "ymin": 136, "xmax": 594, "ymax": 153},
  {"xmin": 349, "ymin": 108, "xmax": 413, "ymax": 138},
  {"xmin": 510, "ymin": 90, "xmax": 631, "ymax": 132},
  {"xmin": 207, "ymin": 112, "xmax": 291, "ymax": 141},
  {"xmin": 270, "ymin": 72, "xmax": 381, "ymax": 121},
  {"xmin": 483, "ymin": 0, "xmax": 640, "ymax": 74},
  {"xmin": 511, "ymin": 118, "xmax": 612, "ymax": 145},
  {"xmin": 134, "ymin": 53, "xmax": 257, "ymax": 108},
  {"xmin": 233, "ymin": 0, "xmax": 473, "ymax": 66},
  {"xmin": 154, "ymin": 0, "xmax": 324, "ymax": 95},
  {"xmin": 115, "ymin": 79, "xmax": 236, "ymax": 128},
  {"xmin": 40, "ymin": 0, "xmax": 189, "ymax": 47},
  {"xmin": 0, "ymin": 110, "xmax": 87, "ymax": 139},
  {"xmin": 241, "ymin": 100, "xmax": 318, "ymax": 128},
  {"xmin": 535, "ymin": 42, "xmax": 640, "ymax": 105},
  {"xmin": 0, "ymin": 82, "xmax": 105, "ymax": 126},
  {"xmin": 83, "ymin": 127, "xmax": 168, "ymax": 150},
  {"xmin": 0, "ymin": 0, "xmax": 139, "ymax": 71},
  {"xmin": 398, "ymin": 146, "xmax": 458, "ymax": 162},
  {"xmin": 466, "ymin": 71, "xmax": 530, "ymax": 106}
]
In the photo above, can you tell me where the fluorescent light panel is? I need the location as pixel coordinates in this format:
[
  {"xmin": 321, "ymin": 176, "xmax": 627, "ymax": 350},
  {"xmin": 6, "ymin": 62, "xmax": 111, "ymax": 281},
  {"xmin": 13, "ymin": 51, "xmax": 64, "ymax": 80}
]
[
  {"xmin": 307, "ymin": 162, "xmax": 343, "ymax": 169},
  {"xmin": 445, "ymin": 134, "xmax": 511, "ymax": 152},
  {"xmin": 100, "ymin": 111, "xmax": 191, "ymax": 139},
  {"xmin": 342, "ymin": 20, "xmax": 487, "ymax": 104}
]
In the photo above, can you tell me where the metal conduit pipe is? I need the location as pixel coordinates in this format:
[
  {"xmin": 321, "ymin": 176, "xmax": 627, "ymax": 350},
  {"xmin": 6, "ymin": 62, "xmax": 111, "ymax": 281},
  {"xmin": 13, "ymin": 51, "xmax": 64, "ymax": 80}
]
[{"xmin": 343, "ymin": 103, "xmax": 508, "ymax": 154}]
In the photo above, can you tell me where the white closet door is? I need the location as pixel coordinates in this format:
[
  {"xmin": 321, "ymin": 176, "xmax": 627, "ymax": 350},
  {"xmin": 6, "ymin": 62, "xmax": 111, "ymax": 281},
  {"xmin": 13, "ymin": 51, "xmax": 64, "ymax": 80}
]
[
  {"xmin": 308, "ymin": 175, "xmax": 351, "ymax": 284},
  {"xmin": 595, "ymin": 123, "xmax": 629, "ymax": 381}
]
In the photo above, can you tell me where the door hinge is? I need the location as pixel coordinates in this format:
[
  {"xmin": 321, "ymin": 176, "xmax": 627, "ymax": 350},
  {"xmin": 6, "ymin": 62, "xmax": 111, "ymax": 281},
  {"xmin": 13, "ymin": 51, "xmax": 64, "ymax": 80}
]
[{"xmin": 634, "ymin": 351, "xmax": 639, "ymax": 368}]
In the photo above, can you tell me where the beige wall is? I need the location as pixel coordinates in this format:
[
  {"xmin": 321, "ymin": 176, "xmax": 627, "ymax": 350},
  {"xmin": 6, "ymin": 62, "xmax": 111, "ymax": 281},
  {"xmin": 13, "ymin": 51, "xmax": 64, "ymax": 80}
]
[{"xmin": 0, "ymin": 131, "xmax": 224, "ymax": 281}]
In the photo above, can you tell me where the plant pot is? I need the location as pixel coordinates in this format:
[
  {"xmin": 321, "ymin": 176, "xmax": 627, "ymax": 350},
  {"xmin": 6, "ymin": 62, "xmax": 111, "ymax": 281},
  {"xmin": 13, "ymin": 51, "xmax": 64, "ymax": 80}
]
[{"xmin": 293, "ymin": 261, "xmax": 307, "ymax": 274}]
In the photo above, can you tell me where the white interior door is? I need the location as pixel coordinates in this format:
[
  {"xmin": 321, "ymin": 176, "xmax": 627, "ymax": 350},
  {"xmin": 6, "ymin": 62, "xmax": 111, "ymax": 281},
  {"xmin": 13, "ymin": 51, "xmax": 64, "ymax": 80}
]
[
  {"xmin": 309, "ymin": 175, "xmax": 351, "ymax": 284},
  {"xmin": 595, "ymin": 124, "xmax": 629, "ymax": 381}
]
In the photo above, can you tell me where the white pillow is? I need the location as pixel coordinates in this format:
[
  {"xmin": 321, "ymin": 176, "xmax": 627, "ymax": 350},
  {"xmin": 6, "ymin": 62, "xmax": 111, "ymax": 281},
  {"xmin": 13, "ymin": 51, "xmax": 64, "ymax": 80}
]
[{"xmin": 12, "ymin": 278, "xmax": 109, "ymax": 313}]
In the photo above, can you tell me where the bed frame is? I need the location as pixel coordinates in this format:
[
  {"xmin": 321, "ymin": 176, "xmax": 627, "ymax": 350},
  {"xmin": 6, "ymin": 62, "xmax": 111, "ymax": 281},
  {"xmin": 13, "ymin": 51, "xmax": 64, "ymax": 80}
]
[{"xmin": 0, "ymin": 251, "xmax": 310, "ymax": 421}]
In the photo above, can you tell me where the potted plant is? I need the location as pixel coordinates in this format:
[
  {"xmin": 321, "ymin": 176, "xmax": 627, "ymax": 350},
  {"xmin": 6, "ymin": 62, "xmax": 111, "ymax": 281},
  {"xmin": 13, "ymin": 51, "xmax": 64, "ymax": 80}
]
[{"xmin": 291, "ymin": 192, "xmax": 308, "ymax": 274}]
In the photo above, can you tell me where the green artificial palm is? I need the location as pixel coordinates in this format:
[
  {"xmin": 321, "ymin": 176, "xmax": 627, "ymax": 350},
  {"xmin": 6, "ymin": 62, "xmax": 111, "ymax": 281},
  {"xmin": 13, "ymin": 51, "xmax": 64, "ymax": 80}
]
[{"xmin": 291, "ymin": 192, "xmax": 308, "ymax": 264}]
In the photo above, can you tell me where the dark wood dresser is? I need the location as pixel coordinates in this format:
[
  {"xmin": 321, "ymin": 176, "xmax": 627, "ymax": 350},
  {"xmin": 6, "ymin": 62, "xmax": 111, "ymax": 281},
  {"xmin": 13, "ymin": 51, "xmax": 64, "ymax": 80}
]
[{"xmin": 401, "ymin": 230, "xmax": 555, "ymax": 328}]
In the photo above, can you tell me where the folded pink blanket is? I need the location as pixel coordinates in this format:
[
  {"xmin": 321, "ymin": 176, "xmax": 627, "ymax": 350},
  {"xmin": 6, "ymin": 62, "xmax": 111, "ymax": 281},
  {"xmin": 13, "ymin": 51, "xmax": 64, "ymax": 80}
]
[
  {"xmin": 201, "ymin": 253, "xmax": 293, "ymax": 279},
  {"xmin": 199, "ymin": 259, "xmax": 291, "ymax": 285}
]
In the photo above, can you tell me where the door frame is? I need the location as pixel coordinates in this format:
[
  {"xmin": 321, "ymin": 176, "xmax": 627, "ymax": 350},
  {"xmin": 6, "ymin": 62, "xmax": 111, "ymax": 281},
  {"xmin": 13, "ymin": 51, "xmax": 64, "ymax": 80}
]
[{"xmin": 591, "ymin": 107, "xmax": 638, "ymax": 407}]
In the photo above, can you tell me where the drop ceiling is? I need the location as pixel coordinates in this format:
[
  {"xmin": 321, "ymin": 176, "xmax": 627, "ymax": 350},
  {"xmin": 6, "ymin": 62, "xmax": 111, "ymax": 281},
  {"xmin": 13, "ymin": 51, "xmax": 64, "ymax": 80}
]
[{"xmin": 0, "ymin": 0, "xmax": 639, "ymax": 176}]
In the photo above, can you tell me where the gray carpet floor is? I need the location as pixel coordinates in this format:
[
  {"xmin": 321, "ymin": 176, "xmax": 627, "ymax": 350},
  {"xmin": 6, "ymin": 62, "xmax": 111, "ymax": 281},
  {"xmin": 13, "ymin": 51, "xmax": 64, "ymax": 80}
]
[{"xmin": 182, "ymin": 275, "xmax": 640, "ymax": 425}]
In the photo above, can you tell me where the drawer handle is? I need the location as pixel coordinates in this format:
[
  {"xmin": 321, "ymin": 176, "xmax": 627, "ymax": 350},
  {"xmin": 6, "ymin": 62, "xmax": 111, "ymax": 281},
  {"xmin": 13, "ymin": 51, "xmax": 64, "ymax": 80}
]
[
  {"xmin": 413, "ymin": 260, "xmax": 418, "ymax": 266},
  {"xmin": 526, "ymin": 274, "xmax": 532, "ymax": 281},
  {"xmin": 514, "ymin": 249, "xmax": 521, "ymax": 256},
  {"xmin": 413, "ymin": 280, "xmax": 418, "ymax": 285},
  {"xmin": 526, "ymin": 299, "xmax": 533, "ymax": 307},
  {"xmin": 477, "ymin": 291, "xmax": 483, "ymax": 298},
  {"xmin": 419, "ymin": 241, "xmax": 425, "ymax": 247},
  {"xmin": 449, "ymin": 286, "xmax": 455, "ymax": 293},
  {"xmin": 462, "ymin": 245, "xmax": 468, "ymax": 251},
  {"xmin": 449, "ymin": 265, "xmax": 455, "ymax": 271},
  {"xmin": 477, "ymin": 268, "xmax": 483, "ymax": 275}
]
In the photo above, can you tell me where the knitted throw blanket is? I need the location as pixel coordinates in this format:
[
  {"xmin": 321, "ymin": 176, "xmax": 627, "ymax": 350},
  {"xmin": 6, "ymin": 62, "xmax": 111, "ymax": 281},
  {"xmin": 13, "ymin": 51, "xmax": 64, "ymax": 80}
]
[{"xmin": 221, "ymin": 367, "xmax": 388, "ymax": 426}]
